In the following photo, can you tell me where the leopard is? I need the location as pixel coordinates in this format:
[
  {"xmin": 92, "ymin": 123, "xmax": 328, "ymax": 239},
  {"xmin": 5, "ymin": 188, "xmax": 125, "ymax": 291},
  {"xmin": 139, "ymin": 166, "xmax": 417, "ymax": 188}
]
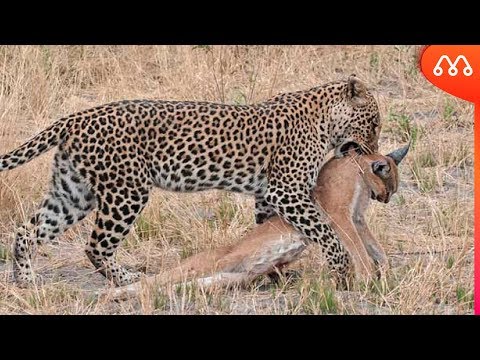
[
  {"xmin": 102, "ymin": 144, "xmax": 408, "ymax": 299},
  {"xmin": 0, "ymin": 74, "xmax": 381, "ymax": 287}
]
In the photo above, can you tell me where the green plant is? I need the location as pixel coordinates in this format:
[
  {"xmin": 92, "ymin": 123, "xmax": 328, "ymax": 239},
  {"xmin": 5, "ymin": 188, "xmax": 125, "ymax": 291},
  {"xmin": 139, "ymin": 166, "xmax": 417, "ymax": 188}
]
[
  {"xmin": 369, "ymin": 51, "xmax": 379, "ymax": 71},
  {"xmin": 192, "ymin": 45, "xmax": 212, "ymax": 52},
  {"xmin": 446, "ymin": 256, "xmax": 455, "ymax": 269},
  {"xmin": 300, "ymin": 277, "xmax": 338, "ymax": 315},
  {"xmin": 386, "ymin": 111, "xmax": 423, "ymax": 145},
  {"xmin": 456, "ymin": 286, "xmax": 473, "ymax": 309},
  {"xmin": 365, "ymin": 276, "xmax": 395, "ymax": 298},
  {"xmin": 153, "ymin": 291, "xmax": 169, "ymax": 311},
  {"xmin": 231, "ymin": 87, "xmax": 248, "ymax": 105},
  {"xmin": 443, "ymin": 100, "xmax": 457, "ymax": 127},
  {"xmin": 180, "ymin": 244, "xmax": 197, "ymax": 260},
  {"xmin": 0, "ymin": 243, "xmax": 9, "ymax": 261},
  {"xmin": 393, "ymin": 193, "xmax": 406, "ymax": 206},
  {"xmin": 134, "ymin": 215, "xmax": 158, "ymax": 240}
]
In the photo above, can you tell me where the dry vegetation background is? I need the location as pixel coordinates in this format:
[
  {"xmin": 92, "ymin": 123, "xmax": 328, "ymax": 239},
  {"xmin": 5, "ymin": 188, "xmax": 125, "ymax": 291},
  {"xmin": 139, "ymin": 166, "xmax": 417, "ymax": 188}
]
[{"xmin": 0, "ymin": 45, "xmax": 474, "ymax": 314}]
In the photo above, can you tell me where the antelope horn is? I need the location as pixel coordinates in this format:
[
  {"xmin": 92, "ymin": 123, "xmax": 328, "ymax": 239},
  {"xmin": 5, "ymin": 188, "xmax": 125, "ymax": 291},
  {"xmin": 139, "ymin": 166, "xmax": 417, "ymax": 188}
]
[{"xmin": 387, "ymin": 141, "xmax": 411, "ymax": 165}]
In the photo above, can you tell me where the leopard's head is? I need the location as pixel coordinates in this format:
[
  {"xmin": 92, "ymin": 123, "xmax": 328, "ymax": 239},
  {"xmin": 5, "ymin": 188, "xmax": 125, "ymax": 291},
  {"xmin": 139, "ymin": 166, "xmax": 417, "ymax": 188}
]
[{"xmin": 330, "ymin": 75, "xmax": 381, "ymax": 158}]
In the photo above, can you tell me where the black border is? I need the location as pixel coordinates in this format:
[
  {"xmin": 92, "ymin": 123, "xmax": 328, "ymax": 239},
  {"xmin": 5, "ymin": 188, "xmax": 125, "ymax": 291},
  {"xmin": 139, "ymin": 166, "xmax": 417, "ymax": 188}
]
[
  {"xmin": 2, "ymin": 8, "xmax": 479, "ymax": 44},
  {"xmin": 2, "ymin": 28, "xmax": 479, "ymax": 45},
  {"xmin": 2, "ymin": 315, "xmax": 477, "ymax": 350}
]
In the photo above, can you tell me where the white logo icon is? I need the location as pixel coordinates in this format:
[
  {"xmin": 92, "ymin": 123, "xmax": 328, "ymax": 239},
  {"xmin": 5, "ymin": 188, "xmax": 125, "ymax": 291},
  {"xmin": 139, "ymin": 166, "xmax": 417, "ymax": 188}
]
[{"xmin": 433, "ymin": 55, "xmax": 473, "ymax": 77}]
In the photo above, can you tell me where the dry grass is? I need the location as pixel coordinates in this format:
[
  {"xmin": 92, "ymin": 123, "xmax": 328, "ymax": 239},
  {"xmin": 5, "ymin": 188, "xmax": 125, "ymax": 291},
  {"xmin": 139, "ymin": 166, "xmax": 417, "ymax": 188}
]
[{"xmin": 0, "ymin": 45, "xmax": 473, "ymax": 315}]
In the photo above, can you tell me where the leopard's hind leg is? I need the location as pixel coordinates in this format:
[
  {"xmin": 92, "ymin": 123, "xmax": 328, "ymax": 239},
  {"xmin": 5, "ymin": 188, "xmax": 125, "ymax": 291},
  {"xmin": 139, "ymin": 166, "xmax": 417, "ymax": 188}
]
[{"xmin": 13, "ymin": 151, "xmax": 95, "ymax": 286}]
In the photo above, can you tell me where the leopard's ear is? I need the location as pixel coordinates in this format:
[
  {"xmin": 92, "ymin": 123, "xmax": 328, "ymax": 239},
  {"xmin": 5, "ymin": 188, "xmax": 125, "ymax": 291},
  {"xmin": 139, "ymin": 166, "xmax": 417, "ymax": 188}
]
[{"xmin": 347, "ymin": 74, "xmax": 368, "ymax": 105}]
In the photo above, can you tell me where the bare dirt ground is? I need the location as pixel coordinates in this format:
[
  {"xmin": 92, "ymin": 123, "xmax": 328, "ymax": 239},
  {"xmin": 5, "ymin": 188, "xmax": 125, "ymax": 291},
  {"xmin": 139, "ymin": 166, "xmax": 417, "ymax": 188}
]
[{"xmin": 0, "ymin": 46, "xmax": 473, "ymax": 314}]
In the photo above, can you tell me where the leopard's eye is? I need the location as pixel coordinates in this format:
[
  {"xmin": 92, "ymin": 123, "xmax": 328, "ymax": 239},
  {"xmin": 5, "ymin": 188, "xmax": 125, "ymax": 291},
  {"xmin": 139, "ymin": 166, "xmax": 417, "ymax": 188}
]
[{"xmin": 371, "ymin": 117, "xmax": 381, "ymax": 136}]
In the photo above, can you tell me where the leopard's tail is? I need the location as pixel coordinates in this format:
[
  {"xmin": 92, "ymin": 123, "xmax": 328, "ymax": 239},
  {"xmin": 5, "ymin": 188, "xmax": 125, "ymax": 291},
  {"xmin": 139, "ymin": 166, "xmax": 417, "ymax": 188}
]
[{"xmin": 0, "ymin": 117, "xmax": 73, "ymax": 171}]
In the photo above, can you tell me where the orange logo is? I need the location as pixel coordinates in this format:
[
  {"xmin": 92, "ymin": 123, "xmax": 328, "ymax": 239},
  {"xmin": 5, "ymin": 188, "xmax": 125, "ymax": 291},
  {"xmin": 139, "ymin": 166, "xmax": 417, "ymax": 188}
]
[{"xmin": 420, "ymin": 45, "xmax": 480, "ymax": 102}]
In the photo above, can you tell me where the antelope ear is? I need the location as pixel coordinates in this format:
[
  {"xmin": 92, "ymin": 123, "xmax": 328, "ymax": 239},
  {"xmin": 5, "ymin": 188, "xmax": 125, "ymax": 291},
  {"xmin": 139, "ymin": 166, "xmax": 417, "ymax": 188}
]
[
  {"xmin": 372, "ymin": 159, "xmax": 389, "ymax": 175},
  {"xmin": 347, "ymin": 74, "xmax": 368, "ymax": 105}
]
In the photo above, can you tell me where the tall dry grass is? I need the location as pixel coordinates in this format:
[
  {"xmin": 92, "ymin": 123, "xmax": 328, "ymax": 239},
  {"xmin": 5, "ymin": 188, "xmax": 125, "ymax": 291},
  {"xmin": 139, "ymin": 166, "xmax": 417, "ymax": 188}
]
[{"xmin": 0, "ymin": 45, "xmax": 473, "ymax": 314}]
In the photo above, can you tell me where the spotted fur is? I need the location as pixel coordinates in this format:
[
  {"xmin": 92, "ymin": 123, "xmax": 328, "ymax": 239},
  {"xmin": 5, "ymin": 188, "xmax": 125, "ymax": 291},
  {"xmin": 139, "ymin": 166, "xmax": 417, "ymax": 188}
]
[{"xmin": 1, "ymin": 75, "xmax": 381, "ymax": 287}]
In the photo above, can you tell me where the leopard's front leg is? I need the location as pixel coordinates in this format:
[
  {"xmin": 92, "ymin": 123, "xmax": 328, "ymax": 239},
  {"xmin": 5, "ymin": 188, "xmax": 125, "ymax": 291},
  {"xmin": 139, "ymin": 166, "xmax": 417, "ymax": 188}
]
[
  {"xmin": 264, "ymin": 146, "xmax": 354, "ymax": 287},
  {"xmin": 265, "ymin": 183, "xmax": 353, "ymax": 287}
]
